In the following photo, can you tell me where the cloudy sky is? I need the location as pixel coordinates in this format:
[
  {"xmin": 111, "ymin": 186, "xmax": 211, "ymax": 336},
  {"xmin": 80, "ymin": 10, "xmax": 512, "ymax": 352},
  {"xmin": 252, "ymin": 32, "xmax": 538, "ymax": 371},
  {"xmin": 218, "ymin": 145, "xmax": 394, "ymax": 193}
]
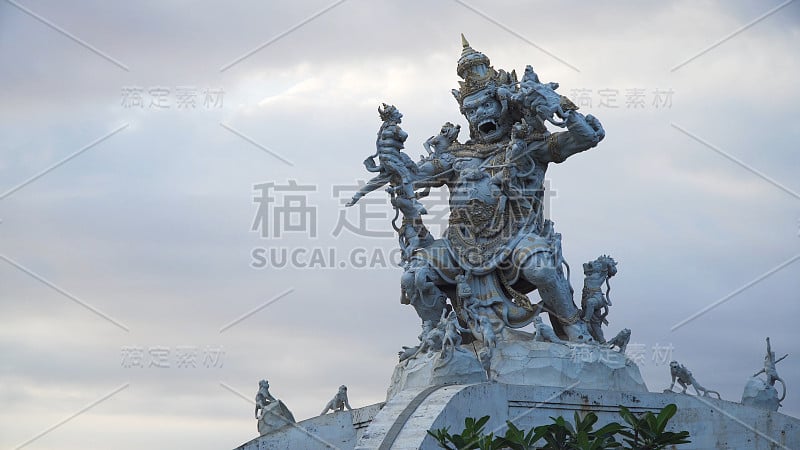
[{"xmin": 1, "ymin": 1, "xmax": 799, "ymax": 449}]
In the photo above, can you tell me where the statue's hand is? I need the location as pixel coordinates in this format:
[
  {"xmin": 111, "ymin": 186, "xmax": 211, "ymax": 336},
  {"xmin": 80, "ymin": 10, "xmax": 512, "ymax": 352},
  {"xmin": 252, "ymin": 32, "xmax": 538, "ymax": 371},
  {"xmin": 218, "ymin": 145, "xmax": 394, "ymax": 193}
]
[
  {"xmin": 565, "ymin": 111, "xmax": 605, "ymax": 148},
  {"xmin": 585, "ymin": 114, "xmax": 605, "ymax": 142}
]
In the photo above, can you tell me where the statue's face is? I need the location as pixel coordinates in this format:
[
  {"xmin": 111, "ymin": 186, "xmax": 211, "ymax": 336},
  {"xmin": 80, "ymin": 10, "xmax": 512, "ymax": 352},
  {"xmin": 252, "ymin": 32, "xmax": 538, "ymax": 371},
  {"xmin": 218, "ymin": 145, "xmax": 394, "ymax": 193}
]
[{"xmin": 461, "ymin": 89, "xmax": 509, "ymax": 143}]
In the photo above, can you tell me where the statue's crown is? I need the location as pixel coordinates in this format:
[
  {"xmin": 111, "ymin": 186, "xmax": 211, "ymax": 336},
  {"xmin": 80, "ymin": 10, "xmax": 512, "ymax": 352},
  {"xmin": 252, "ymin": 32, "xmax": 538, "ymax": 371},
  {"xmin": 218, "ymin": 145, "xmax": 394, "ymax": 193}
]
[{"xmin": 453, "ymin": 35, "xmax": 511, "ymax": 106}]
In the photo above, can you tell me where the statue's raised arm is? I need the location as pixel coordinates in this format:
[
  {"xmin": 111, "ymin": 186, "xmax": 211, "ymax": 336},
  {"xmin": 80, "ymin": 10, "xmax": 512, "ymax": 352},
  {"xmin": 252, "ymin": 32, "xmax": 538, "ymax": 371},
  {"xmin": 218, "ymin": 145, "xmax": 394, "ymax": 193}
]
[{"xmin": 530, "ymin": 110, "xmax": 605, "ymax": 164}]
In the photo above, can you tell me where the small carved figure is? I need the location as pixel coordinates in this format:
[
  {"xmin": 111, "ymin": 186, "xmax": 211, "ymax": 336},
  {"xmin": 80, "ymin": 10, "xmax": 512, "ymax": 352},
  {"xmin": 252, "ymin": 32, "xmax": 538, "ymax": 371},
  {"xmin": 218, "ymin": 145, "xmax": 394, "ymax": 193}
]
[
  {"xmin": 397, "ymin": 345, "xmax": 417, "ymax": 362},
  {"xmin": 254, "ymin": 379, "xmax": 296, "ymax": 435},
  {"xmin": 514, "ymin": 65, "xmax": 573, "ymax": 128},
  {"xmin": 476, "ymin": 314, "xmax": 501, "ymax": 349},
  {"xmin": 320, "ymin": 385, "xmax": 352, "ymax": 415},
  {"xmin": 665, "ymin": 361, "xmax": 721, "ymax": 399},
  {"xmin": 347, "ymin": 104, "xmax": 422, "ymax": 211},
  {"xmin": 478, "ymin": 347, "xmax": 492, "ymax": 380},
  {"xmin": 422, "ymin": 320, "xmax": 445, "ymax": 353},
  {"xmin": 580, "ymin": 255, "xmax": 617, "ymax": 343},
  {"xmin": 423, "ymin": 122, "xmax": 461, "ymax": 155},
  {"xmin": 605, "ymin": 328, "xmax": 631, "ymax": 353},
  {"xmin": 439, "ymin": 310, "xmax": 471, "ymax": 364},
  {"xmin": 390, "ymin": 187, "xmax": 434, "ymax": 261},
  {"xmin": 491, "ymin": 120, "xmax": 534, "ymax": 207},
  {"xmin": 753, "ymin": 337, "xmax": 787, "ymax": 402},
  {"xmin": 254, "ymin": 379, "xmax": 277, "ymax": 419},
  {"xmin": 532, "ymin": 305, "xmax": 565, "ymax": 345},
  {"xmin": 399, "ymin": 319, "xmax": 445, "ymax": 362}
]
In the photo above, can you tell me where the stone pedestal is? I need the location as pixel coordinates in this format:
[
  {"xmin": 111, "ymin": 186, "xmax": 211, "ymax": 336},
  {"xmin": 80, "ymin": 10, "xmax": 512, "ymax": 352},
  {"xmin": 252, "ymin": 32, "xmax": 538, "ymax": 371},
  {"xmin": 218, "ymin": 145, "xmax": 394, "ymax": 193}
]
[
  {"xmin": 387, "ymin": 348, "xmax": 487, "ymax": 400},
  {"xmin": 237, "ymin": 381, "xmax": 800, "ymax": 450},
  {"xmin": 386, "ymin": 330, "xmax": 647, "ymax": 400},
  {"xmin": 356, "ymin": 383, "xmax": 800, "ymax": 450},
  {"xmin": 742, "ymin": 377, "xmax": 782, "ymax": 411},
  {"xmin": 256, "ymin": 400, "xmax": 296, "ymax": 436},
  {"xmin": 236, "ymin": 336, "xmax": 796, "ymax": 450}
]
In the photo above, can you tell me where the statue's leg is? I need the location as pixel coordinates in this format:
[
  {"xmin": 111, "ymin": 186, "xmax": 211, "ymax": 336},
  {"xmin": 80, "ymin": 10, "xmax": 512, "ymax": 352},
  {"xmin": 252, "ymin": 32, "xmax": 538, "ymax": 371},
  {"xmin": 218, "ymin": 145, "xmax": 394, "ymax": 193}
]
[
  {"xmin": 520, "ymin": 251, "xmax": 592, "ymax": 343},
  {"xmin": 402, "ymin": 260, "xmax": 447, "ymax": 323},
  {"xmin": 582, "ymin": 298, "xmax": 596, "ymax": 322},
  {"xmin": 590, "ymin": 320, "xmax": 606, "ymax": 343}
]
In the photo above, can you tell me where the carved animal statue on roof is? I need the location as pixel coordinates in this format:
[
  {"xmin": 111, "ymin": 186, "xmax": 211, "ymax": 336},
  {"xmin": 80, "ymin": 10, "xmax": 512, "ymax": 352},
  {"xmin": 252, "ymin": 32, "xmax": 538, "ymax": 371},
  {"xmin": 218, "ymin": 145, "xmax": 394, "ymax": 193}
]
[
  {"xmin": 320, "ymin": 385, "xmax": 353, "ymax": 415},
  {"xmin": 666, "ymin": 361, "xmax": 721, "ymax": 399}
]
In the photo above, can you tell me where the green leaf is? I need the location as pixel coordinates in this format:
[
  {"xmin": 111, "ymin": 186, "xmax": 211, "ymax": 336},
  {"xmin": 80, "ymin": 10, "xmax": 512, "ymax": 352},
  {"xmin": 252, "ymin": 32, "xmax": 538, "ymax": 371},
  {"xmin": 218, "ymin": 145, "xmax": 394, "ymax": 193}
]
[
  {"xmin": 656, "ymin": 403, "xmax": 677, "ymax": 433},
  {"xmin": 594, "ymin": 422, "xmax": 622, "ymax": 436},
  {"xmin": 617, "ymin": 406, "xmax": 638, "ymax": 428}
]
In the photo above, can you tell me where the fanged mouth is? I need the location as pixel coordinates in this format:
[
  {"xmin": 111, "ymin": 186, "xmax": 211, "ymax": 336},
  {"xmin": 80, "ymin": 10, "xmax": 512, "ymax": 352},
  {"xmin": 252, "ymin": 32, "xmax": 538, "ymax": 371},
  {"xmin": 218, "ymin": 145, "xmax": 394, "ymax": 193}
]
[{"xmin": 478, "ymin": 119, "xmax": 497, "ymax": 135}]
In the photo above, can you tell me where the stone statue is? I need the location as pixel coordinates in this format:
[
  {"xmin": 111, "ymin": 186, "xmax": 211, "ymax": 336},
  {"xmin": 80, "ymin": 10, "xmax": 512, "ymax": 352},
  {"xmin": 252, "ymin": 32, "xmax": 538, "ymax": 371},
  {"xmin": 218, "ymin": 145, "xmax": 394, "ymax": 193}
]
[
  {"xmin": 605, "ymin": 328, "xmax": 631, "ymax": 353},
  {"xmin": 348, "ymin": 103, "xmax": 424, "ymax": 216},
  {"xmin": 439, "ymin": 310, "xmax": 470, "ymax": 364},
  {"xmin": 742, "ymin": 337, "xmax": 787, "ymax": 411},
  {"xmin": 320, "ymin": 385, "xmax": 353, "ymax": 415},
  {"xmin": 423, "ymin": 122, "xmax": 461, "ymax": 156},
  {"xmin": 254, "ymin": 379, "xmax": 296, "ymax": 436},
  {"xmin": 398, "ymin": 319, "xmax": 444, "ymax": 362},
  {"xmin": 531, "ymin": 303, "xmax": 565, "ymax": 344},
  {"xmin": 665, "ymin": 361, "xmax": 721, "ymax": 399},
  {"xmin": 254, "ymin": 379, "xmax": 277, "ymax": 420},
  {"xmin": 351, "ymin": 35, "xmax": 608, "ymax": 370},
  {"xmin": 754, "ymin": 337, "xmax": 788, "ymax": 393},
  {"xmin": 580, "ymin": 255, "xmax": 617, "ymax": 343}
]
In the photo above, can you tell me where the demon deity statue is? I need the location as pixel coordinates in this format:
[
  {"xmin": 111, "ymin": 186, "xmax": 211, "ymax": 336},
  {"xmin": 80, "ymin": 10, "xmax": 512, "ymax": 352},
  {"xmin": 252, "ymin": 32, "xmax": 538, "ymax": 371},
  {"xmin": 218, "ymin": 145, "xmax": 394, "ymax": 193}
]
[{"xmin": 349, "ymin": 36, "xmax": 611, "ymax": 364}]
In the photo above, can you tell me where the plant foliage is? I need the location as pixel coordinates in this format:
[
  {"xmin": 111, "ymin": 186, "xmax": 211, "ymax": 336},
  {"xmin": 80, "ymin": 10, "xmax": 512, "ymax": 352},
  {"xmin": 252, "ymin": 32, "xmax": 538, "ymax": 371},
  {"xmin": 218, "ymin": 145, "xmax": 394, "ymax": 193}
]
[{"xmin": 427, "ymin": 404, "xmax": 690, "ymax": 450}]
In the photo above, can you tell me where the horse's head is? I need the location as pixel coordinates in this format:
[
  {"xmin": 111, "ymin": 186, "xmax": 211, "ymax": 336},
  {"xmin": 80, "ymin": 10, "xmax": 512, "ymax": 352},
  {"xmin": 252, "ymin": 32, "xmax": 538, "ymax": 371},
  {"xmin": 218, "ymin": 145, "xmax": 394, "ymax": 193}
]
[{"xmin": 585, "ymin": 255, "xmax": 617, "ymax": 278}]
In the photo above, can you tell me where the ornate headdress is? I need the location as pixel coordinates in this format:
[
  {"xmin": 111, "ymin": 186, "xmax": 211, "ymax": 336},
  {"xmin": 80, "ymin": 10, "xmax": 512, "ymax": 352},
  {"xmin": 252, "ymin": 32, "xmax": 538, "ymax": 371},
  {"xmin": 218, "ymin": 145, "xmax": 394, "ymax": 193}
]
[
  {"xmin": 452, "ymin": 35, "xmax": 513, "ymax": 107},
  {"xmin": 378, "ymin": 103, "xmax": 401, "ymax": 122}
]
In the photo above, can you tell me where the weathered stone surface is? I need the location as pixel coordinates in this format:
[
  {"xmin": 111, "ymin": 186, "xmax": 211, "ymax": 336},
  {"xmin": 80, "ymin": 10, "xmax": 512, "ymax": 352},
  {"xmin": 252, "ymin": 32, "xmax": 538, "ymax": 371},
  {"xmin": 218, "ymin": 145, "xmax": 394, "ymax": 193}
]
[
  {"xmin": 488, "ymin": 339, "xmax": 647, "ymax": 392},
  {"xmin": 386, "ymin": 347, "xmax": 486, "ymax": 400},
  {"xmin": 742, "ymin": 377, "xmax": 781, "ymax": 411},
  {"xmin": 236, "ymin": 402, "xmax": 384, "ymax": 450},
  {"xmin": 256, "ymin": 400, "xmax": 295, "ymax": 436},
  {"xmin": 387, "ymin": 333, "xmax": 647, "ymax": 400},
  {"xmin": 364, "ymin": 383, "xmax": 800, "ymax": 450},
  {"xmin": 239, "ymin": 383, "xmax": 800, "ymax": 450}
]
